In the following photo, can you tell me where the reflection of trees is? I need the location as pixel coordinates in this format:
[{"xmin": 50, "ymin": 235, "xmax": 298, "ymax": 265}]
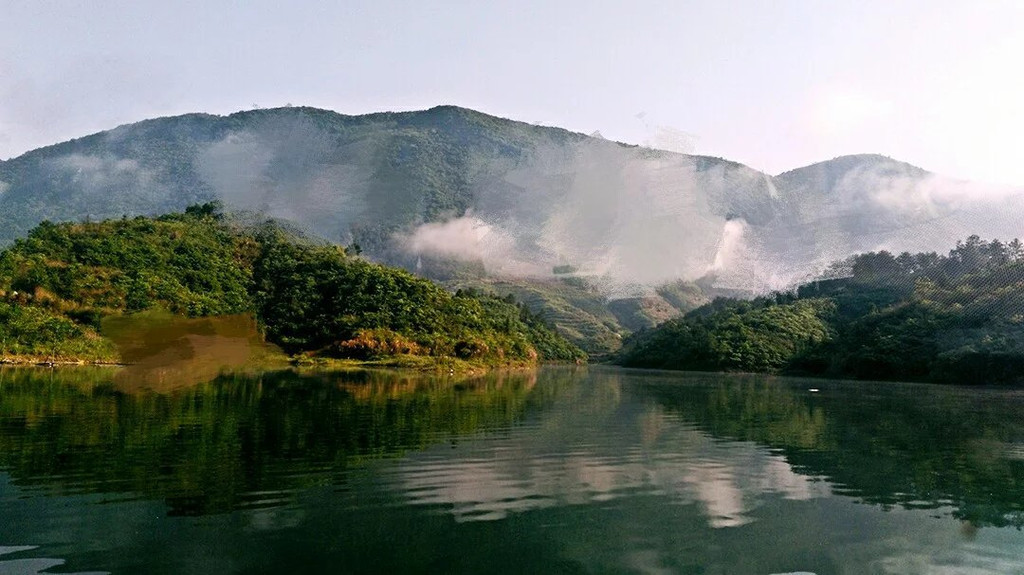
[
  {"xmin": 0, "ymin": 367, "xmax": 549, "ymax": 516},
  {"xmin": 5, "ymin": 366, "xmax": 1019, "ymax": 530},
  {"xmin": 643, "ymin": 375, "xmax": 1024, "ymax": 527}
]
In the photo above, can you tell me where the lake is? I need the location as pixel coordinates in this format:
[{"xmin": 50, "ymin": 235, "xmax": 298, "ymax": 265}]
[{"xmin": 1, "ymin": 365, "xmax": 1022, "ymax": 574}]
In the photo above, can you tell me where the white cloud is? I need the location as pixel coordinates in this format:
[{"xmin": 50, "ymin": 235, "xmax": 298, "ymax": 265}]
[
  {"xmin": 404, "ymin": 214, "xmax": 499, "ymax": 261},
  {"xmin": 45, "ymin": 153, "xmax": 159, "ymax": 199}
]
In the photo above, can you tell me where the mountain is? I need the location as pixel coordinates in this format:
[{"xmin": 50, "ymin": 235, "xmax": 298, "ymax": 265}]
[
  {"xmin": 2, "ymin": 105, "xmax": 1023, "ymax": 353},
  {"xmin": 0, "ymin": 105, "xmax": 778, "ymax": 283},
  {"xmin": 0, "ymin": 106, "xmax": 574, "ymax": 245}
]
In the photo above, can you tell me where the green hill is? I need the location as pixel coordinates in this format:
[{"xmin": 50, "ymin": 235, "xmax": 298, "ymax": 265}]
[
  {"xmin": 0, "ymin": 205, "xmax": 584, "ymax": 365},
  {"xmin": 618, "ymin": 235, "xmax": 1024, "ymax": 385}
]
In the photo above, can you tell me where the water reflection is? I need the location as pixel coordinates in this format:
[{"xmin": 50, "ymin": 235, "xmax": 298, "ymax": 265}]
[
  {"xmin": 0, "ymin": 546, "xmax": 105, "ymax": 575},
  {"xmin": 388, "ymin": 384, "xmax": 831, "ymax": 527},
  {"xmin": 0, "ymin": 366, "xmax": 546, "ymax": 515},
  {"xmin": 639, "ymin": 372, "xmax": 1024, "ymax": 528},
  {"xmin": 2, "ymin": 366, "xmax": 1023, "ymax": 528},
  {"xmin": 1, "ymin": 365, "xmax": 1023, "ymax": 573}
]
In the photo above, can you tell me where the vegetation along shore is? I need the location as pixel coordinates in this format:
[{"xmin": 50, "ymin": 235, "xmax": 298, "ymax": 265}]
[
  {"xmin": 617, "ymin": 235, "xmax": 1024, "ymax": 385},
  {"xmin": 0, "ymin": 203, "xmax": 585, "ymax": 370}
]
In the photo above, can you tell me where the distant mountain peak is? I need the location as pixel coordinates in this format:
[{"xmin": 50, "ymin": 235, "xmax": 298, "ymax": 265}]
[{"xmin": 775, "ymin": 153, "xmax": 929, "ymax": 179}]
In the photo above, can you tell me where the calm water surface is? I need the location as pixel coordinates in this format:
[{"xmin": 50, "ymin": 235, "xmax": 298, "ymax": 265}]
[{"xmin": 1, "ymin": 365, "xmax": 1022, "ymax": 574}]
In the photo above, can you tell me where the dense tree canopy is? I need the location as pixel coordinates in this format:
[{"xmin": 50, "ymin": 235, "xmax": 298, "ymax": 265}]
[
  {"xmin": 619, "ymin": 236, "xmax": 1024, "ymax": 385},
  {"xmin": 0, "ymin": 205, "xmax": 584, "ymax": 364}
]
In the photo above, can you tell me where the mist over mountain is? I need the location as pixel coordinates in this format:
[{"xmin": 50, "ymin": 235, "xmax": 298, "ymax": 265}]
[
  {"xmin": 762, "ymin": 154, "xmax": 1024, "ymax": 285},
  {"xmin": 1, "ymin": 105, "xmax": 1021, "ymax": 298}
]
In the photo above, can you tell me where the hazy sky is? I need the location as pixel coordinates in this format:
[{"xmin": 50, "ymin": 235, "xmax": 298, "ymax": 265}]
[{"xmin": 3, "ymin": 0, "xmax": 1023, "ymax": 185}]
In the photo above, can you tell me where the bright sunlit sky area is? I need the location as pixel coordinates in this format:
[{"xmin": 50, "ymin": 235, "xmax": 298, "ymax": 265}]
[{"xmin": 2, "ymin": 0, "xmax": 1024, "ymax": 185}]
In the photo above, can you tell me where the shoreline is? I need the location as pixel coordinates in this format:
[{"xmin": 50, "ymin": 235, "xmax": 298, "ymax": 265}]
[
  {"xmin": 0, "ymin": 353, "xmax": 577, "ymax": 375},
  {"xmin": 0, "ymin": 357, "xmax": 125, "ymax": 367}
]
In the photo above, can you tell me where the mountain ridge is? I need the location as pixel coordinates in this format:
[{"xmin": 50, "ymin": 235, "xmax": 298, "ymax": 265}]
[
  {"xmin": 4, "ymin": 104, "xmax": 1023, "ymax": 355},
  {"xmin": 2, "ymin": 104, "xmax": 1021, "ymax": 293},
  {"xmin": 2, "ymin": 105, "xmax": 905, "ymax": 181},
  {"xmin": 773, "ymin": 153, "xmax": 925, "ymax": 178},
  {"xmin": 0, "ymin": 105, "xmax": 779, "ymax": 273}
]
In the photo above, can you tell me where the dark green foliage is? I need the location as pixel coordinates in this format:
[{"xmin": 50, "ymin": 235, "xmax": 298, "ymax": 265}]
[
  {"xmin": 619, "ymin": 298, "xmax": 834, "ymax": 372},
  {"xmin": 0, "ymin": 203, "xmax": 251, "ymax": 317},
  {"xmin": 0, "ymin": 302, "xmax": 117, "ymax": 360},
  {"xmin": 0, "ymin": 208, "xmax": 584, "ymax": 364},
  {"xmin": 249, "ymin": 232, "xmax": 583, "ymax": 361},
  {"xmin": 620, "ymin": 236, "xmax": 1024, "ymax": 384}
]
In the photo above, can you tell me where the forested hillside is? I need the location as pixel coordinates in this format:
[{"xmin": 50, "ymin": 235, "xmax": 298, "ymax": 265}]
[
  {"xmin": 618, "ymin": 236, "xmax": 1024, "ymax": 384},
  {"xmin": 5, "ymin": 107, "xmax": 1023, "ymax": 297},
  {"xmin": 448, "ymin": 276, "xmax": 708, "ymax": 358},
  {"xmin": 0, "ymin": 204, "xmax": 583, "ymax": 365},
  {"xmin": 0, "ymin": 104, "xmax": 782, "ymax": 292},
  {"xmin": 5, "ymin": 105, "xmax": 1024, "ymax": 359}
]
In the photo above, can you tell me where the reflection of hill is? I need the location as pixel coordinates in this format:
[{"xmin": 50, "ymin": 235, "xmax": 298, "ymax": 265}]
[
  {"xmin": 2, "ymin": 366, "xmax": 1019, "ymax": 530},
  {"xmin": 387, "ymin": 369, "xmax": 832, "ymax": 528},
  {"xmin": 641, "ymin": 374, "xmax": 1024, "ymax": 527},
  {"xmin": 0, "ymin": 367, "xmax": 548, "ymax": 516}
]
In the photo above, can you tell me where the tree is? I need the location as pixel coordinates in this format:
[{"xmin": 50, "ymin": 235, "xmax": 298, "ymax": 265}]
[
  {"xmin": 184, "ymin": 201, "xmax": 225, "ymax": 220},
  {"xmin": 1008, "ymin": 238, "xmax": 1024, "ymax": 262}
]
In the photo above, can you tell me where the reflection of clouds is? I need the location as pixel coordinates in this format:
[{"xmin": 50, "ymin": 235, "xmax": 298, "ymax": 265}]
[
  {"xmin": 399, "ymin": 458, "xmax": 558, "ymax": 522},
  {"xmin": 683, "ymin": 462, "xmax": 749, "ymax": 528},
  {"xmin": 390, "ymin": 417, "xmax": 830, "ymax": 527},
  {"xmin": 1003, "ymin": 442, "xmax": 1024, "ymax": 461},
  {"xmin": 760, "ymin": 457, "xmax": 828, "ymax": 501},
  {"xmin": 0, "ymin": 546, "xmax": 107, "ymax": 575}
]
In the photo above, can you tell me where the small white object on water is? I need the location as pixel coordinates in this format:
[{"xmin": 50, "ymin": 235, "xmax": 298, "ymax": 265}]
[{"xmin": 808, "ymin": 388, "xmax": 819, "ymax": 392}]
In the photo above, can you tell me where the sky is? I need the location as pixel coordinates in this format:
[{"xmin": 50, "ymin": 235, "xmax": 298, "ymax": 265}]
[{"xmin": 2, "ymin": 0, "xmax": 1024, "ymax": 185}]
